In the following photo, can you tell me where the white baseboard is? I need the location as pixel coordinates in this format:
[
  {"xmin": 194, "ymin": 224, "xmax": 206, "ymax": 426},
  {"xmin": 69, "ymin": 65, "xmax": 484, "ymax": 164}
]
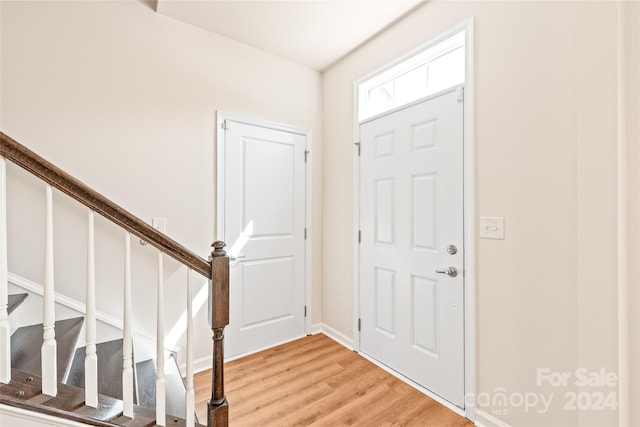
[
  {"xmin": 310, "ymin": 322, "xmax": 355, "ymax": 350},
  {"xmin": 309, "ymin": 322, "xmax": 323, "ymax": 335},
  {"xmin": 191, "ymin": 354, "xmax": 213, "ymax": 375},
  {"xmin": 185, "ymin": 333, "xmax": 310, "ymax": 374},
  {"xmin": 190, "ymin": 323, "xmax": 356, "ymax": 373},
  {"xmin": 0, "ymin": 404, "xmax": 88, "ymax": 427},
  {"xmin": 475, "ymin": 410, "xmax": 511, "ymax": 427},
  {"xmin": 309, "ymin": 324, "xmax": 478, "ymax": 423},
  {"xmin": 190, "ymin": 323, "xmax": 355, "ymax": 374}
]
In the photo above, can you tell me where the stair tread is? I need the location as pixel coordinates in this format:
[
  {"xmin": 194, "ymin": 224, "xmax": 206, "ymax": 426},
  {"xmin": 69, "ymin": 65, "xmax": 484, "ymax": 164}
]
[
  {"xmin": 73, "ymin": 395, "xmax": 123, "ymax": 423},
  {"xmin": 7, "ymin": 293, "xmax": 28, "ymax": 315},
  {"xmin": 66, "ymin": 338, "xmax": 137, "ymax": 403},
  {"xmin": 11, "ymin": 317, "xmax": 85, "ymax": 382},
  {"xmin": 109, "ymin": 405, "xmax": 157, "ymax": 427},
  {"xmin": 1, "ymin": 368, "xmax": 205, "ymax": 426}
]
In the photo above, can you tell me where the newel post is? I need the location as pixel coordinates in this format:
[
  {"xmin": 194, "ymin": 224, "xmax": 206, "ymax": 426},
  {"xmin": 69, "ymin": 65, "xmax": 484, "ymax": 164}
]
[{"xmin": 207, "ymin": 241, "xmax": 229, "ymax": 427}]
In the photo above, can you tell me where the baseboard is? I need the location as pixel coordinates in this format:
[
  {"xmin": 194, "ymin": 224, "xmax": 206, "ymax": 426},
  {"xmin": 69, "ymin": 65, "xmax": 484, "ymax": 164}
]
[
  {"xmin": 310, "ymin": 323, "xmax": 479, "ymax": 422},
  {"xmin": 7, "ymin": 271, "xmax": 178, "ymax": 353},
  {"xmin": 309, "ymin": 322, "xmax": 355, "ymax": 350},
  {"xmin": 309, "ymin": 322, "xmax": 323, "ymax": 335},
  {"xmin": 190, "ymin": 324, "xmax": 356, "ymax": 373},
  {"xmin": 188, "ymin": 324, "xmax": 354, "ymax": 374},
  {"xmin": 185, "ymin": 333, "xmax": 311, "ymax": 374},
  {"xmin": 0, "ymin": 404, "xmax": 88, "ymax": 427},
  {"xmin": 184, "ymin": 325, "xmax": 354, "ymax": 374},
  {"xmin": 191, "ymin": 354, "xmax": 213, "ymax": 375},
  {"xmin": 356, "ymin": 350, "xmax": 466, "ymax": 418},
  {"xmin": 475, "ymin": 410, "xmax": 511, "ymax": 427}
]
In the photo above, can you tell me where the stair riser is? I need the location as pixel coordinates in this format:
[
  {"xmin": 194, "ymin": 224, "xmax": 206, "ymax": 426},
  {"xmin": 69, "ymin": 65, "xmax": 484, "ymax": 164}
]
[
  {"xmin": 10, "ymin": 318, "xmax": 85, "ymax": 383},
  {"xmin": 66, "ymin": 339, "xmax": 137, "ymax": 404}
]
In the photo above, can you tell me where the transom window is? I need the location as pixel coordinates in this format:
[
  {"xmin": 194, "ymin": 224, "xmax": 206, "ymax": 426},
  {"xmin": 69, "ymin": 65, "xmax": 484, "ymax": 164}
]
[{"xmin": 358, "ymin": 31, "xmax": 465, "ymax": 121}]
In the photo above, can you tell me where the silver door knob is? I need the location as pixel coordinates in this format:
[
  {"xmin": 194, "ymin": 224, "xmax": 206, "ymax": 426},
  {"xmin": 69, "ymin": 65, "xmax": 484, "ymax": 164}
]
[
  {"xmin": 229, "ymin": 254, "xmax": 246, "ymax": 262},
  {"xmin": 435, "ymin": 267, "xmax": 458, "ymax": 277}
]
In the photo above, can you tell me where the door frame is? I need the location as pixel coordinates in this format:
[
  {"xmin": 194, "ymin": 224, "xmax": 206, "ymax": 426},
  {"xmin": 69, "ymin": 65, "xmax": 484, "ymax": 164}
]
[
  {"xmin": 216, "ymin": 111, "xmax": 313, "ymax": 337},
  {"xmin": 352, "ymin": 19, "xmax": 476, "ymax": 421}
]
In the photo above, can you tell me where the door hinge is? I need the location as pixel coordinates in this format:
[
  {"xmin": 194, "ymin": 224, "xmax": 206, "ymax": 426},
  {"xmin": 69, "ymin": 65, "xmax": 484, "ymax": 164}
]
[
  {"xmin": 221, "ymin": 120, "xmax": 229, "ymax": 130},
  {"xmin": 304, "ymin": 228, "xmax": 307, "ymax": 240},
  {"xmin": 358, "ymin": 318, "xmax": 361, "ymax": 331},
  {"xmin": 304, "ymin": 150, "xmax": 310, "ymax": 163},
  {"xmin": 358, "ymin": 230, "xmax": 361, "ymax": 243},
  {"xmin": 304, "ymin": 305, "xmax": 307, "ymax": 317},
  {"xmin": 354, "ymin": 142, "xmax": 361, "ymax": 156}
]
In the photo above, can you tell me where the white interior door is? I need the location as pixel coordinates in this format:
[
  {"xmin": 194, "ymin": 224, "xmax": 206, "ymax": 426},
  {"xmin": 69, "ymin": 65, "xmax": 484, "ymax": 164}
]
[
  {"xmin": 359, "ymin": 87, "xmax": 465, "ymax": 407},
  {"xmin": 219, "ymin": 118, "xmax": 307, "ymax": 358}
]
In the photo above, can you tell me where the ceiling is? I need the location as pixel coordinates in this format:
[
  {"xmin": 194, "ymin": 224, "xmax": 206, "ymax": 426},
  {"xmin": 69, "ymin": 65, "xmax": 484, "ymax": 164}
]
[{"xmin": 155, "ymin": 0, "xmax": 426, "ymax": 71}]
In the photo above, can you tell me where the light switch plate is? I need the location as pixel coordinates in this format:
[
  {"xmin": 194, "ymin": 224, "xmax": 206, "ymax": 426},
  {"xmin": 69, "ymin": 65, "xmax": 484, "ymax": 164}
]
[
  {"xmin": 152, "ymin": 217, "xmax": 166, "ymax": 233},
  {"xmin": 479, "ymin": 217, "xmax": 505, "ymax": 239}
]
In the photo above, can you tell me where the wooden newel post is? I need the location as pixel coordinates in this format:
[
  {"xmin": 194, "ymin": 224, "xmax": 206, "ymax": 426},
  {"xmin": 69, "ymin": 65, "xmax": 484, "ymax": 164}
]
[{"xmin": 208, "ymin": 241, "xmax": 230, "ymax": 427}]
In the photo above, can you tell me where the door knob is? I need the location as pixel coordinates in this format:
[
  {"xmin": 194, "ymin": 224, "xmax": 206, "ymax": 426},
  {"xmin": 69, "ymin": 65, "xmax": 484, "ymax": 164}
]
[
  {"xmin": 229, "ymin": 254, "xmax": 246, "ymax": 262},
  {"xmin": 435, "ymin": 267, "xmax": 458, "ymax": 277}
]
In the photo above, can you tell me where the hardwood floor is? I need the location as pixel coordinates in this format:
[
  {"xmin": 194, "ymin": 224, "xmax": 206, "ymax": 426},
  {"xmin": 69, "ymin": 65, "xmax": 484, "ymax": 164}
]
[{"xmin": 194, "ymin": 334, "xmax": 472, "ymax": 426}]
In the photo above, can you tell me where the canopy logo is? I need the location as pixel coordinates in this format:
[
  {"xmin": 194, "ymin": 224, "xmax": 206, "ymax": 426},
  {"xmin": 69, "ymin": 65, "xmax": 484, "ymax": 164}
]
[{"xmin": 467, "ymin": 368, "xmax": 618, "ymax": 416}]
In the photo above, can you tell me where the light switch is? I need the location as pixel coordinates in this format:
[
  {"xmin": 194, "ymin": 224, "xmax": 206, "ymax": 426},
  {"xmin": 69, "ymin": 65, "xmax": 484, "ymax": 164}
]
[
  {"xmin": 152, "ymin": 217, "xmax": 166, "ymax": 233},
  {"xmin": 479, "ymin": 217, "xmax": 504, "ymax": 239}
]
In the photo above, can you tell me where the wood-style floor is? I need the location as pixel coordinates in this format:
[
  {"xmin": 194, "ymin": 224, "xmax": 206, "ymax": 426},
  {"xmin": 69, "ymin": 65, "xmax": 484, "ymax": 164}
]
[{"xmin": 194, "ymin": 334, "xmax": 473, "ymax": 426}]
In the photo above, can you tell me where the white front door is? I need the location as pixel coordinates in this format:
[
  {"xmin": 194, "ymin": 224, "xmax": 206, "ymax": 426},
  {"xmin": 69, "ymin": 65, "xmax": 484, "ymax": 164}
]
[
  {"xmin": 219, "ymin": 118, "xmax": 307, "ymax": 358},
  {"xmin": 359, "ymin": 87, "xmax": 465, "ymax": 407}
]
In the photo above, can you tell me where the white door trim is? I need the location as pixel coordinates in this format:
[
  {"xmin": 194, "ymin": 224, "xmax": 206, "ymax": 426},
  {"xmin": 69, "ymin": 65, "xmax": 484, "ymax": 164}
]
[
  {"xmin": 216, "ymin": 111, "xmax": 313, "ymax": 335},
  {"xmin": 352, "ymin": 19, "xmax": 476, "ymax": 421}
]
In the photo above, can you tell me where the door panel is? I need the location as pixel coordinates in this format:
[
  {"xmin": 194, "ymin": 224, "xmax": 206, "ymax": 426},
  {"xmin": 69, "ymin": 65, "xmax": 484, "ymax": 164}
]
[
  {"xmin": 374, "ymin": 267, "xmax": 396, "ymax": 337},
  {"xmin": 375, "ymin": 178, "xmax": 395, "ymax": 245},
  {"xmin": 243, "ymin": 138, "xmax": 295, "ymax": 237},
  {"xmin": 360, "ymin": 88, "xmax": 464, "ymax": 407},
  {"xmin": 221, "ymin": 120, "xmax": 306, "ymax": 358},
  {"xmin": 411, "ymin": 173, "xmax": 438, "ymax": 251},
  {"xmin": 411, "ymin": 275, "xmax": 438, "ymax": 355},
  {"xmin": 241, "ymin": 257, "xmax": 295, "ymax": 328}
]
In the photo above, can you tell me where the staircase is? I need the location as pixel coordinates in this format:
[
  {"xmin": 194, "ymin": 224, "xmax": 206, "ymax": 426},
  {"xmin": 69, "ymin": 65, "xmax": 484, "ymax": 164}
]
[
  {"xmin": 6, "ymin": 297, "xmax": 196, "ymax": 425},
  {"xmin": 66, "ymin": 339, "xmax": 191, "ymax": 418},
  {"xmin": 0, "ymin": 133, "xmax": 230, "ymax": 426}
]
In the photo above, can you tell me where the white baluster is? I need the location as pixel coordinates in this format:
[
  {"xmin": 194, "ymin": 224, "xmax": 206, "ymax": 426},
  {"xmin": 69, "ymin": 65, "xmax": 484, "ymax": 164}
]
[
  {"xmin": 0, "ymin": 157, "xmax": 10, "ymax": 383},
  {"xmin": 42, "ymin": 184, "xmax": 57, "ymax": 396},
  {"xmin": 156, "ymin": 252, "xmax": 166, "ymax": 426},
  {"xmin": 185, "ymin": 268, "xmax": 194, "ymax": 427},
  {"xmin": 85, "ymin": 210, "xmax": 98, "ymax": 407},
  {"xmin": 123, "ymin": 232, "xmax": 134, "ymax": 417}
]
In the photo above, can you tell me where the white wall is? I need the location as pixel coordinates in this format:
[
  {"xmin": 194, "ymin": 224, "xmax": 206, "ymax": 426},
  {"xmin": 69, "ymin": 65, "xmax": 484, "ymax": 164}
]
[
  {"xmin": 323, "ymin": 1, "xmax": 628, "ymax": 425},
  {"xmin": 0, "ymin": 0, "xmax": 323, "ymax": 370},
  {"xmin": 624, "ymin": 2, "xmax": 640, "ymax": 425}
]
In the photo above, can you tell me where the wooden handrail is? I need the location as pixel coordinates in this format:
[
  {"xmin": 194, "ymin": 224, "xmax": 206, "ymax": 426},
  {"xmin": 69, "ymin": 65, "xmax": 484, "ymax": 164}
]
[{"xmin": 0, "ymin": 132, "xmax": 211, "ymax": 279}]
